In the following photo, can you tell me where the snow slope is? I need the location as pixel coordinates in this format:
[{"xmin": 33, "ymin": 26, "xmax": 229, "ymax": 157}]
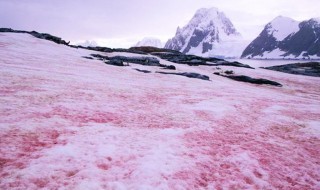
[
  {"xmin": 1, "ymin": 32, "xmax": 320, "ymax": 189},
  {"xmin": 134, "ymin": 37, "xmax": 163, "ymax": 48}
]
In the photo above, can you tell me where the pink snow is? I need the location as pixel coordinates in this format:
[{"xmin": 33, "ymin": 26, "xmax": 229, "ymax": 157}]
[{"xmin": 0, "ymin": 33, "xmax": 320, "ymax": 189}]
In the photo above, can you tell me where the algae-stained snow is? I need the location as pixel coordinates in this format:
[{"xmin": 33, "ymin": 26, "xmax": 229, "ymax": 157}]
[{"xmin": 1, "ymin": 33, "xmax": 320, "ymax": 189}]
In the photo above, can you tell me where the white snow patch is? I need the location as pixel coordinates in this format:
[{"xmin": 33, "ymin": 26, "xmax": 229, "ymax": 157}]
[{"xmin": 268, "ymin": 16, "xmax": 299, "ymax": 41}]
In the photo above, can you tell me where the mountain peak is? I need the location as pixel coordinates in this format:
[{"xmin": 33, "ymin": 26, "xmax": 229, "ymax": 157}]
[
  {"xmin": 195, "ymin": 7, "xmax": 219, "ymax": 16},
  {"xmin": 134, "ymin": 37, "xmax": 163, "ymax": 48},
  {"xmin": 242, "ymin": 16, "xmax": 320, "ymax": 59},
  {"xmin": 312, "ymin": 17, "xmax": 320, "ymax": 22},
  {"xmin": 267, "ymin": 16, "xmax": 299, "ymax": 41},
  {"xmin": 165, "ymin": 7, "xmax": 244, "ymax": 58},
  {"xmin": 270, "ymin": 16, "xmax": 297, "ymax": 24}
]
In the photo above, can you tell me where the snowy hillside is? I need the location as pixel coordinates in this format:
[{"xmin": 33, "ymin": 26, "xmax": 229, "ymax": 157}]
[
  {"xmin": 165, "ymin": 7, "xmax": 247, "ymax": 58},
  {"xmin": 134, "ymin": 37, "xmax": 163, "ymax": 48},
  {"xmin": 242, "ymin": 16, "xmax": 320, "ymax": 59},
  {"xmin": 1, "ymin": 32, "xmax": 320, "ymax": 189}
]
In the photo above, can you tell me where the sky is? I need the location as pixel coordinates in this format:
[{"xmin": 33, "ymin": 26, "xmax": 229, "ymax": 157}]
[{"xmin": 0, "ymin": 0, "xmax": 319, "ymax": 48}]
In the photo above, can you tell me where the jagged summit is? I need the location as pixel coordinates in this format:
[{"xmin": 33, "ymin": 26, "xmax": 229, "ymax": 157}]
[{"xmin": 165, "ymin": 7, "xmax": 245, "ymax": 58}]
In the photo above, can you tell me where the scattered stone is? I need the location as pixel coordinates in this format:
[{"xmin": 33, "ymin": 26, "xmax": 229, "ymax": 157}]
[
  {"xmin": 224, "ymin": 70, "xmax": 234, "ymax": 75},
  {"xmin": 156, "ymin": 71, "xmax": 210, "ymax": 81},
  {"xmin": 134, "ymin": 69, "xmax": 152, "ymax": 73},
  {"xmin": 262, "ymin": 62, "xmax": 320, "ymax": 77}
]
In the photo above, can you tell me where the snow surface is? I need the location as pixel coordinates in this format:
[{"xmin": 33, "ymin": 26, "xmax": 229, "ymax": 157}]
[
  {"xmin": 267, "ymin": 16, "xmax": 299, "ymax": 41},
  {"xmin": 1, "ymin": 33, "xmax": 320, "ymax": 189},
  {"xmin": 134, "ymin": 37, "xmax": 163, "ymax": 48}
]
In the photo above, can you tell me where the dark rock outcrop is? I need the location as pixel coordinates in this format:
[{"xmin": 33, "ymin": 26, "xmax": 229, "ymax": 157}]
[
  {"xmin": 211, "ymin": 61, "xmax": 254, "ymax": 69},
  {"xmin": 216, "ymin": 74, "xmax": 282, "ymax": 87},
  {"xmin": 159, "ymin": 64, "xmax": 176, "ymax": 70},
  {"xmin": 151, "ymin": 52, "xmax": 222, "ymax": 66},
  {"xmin": 0, "ymin": 28, "xmax": 70, "ymax": 45},
  {"xmin": 262, "ymin": 62, "xmax": 320, "ymax": 77},
  {"xmin": 90, "ymin": 54, "xmax": 160, "ymax": 66},
  {"xmin": 82, "ymin": 56, "xmax": 94, "ymax": 60},
  {"xmin": 129, "ymin": 46, "xmax": 181, "ymax": 54},
  {"xmin": 134, "ymin": 69, "xmax": 152, "ymax": 73},
  {"xmin": 156, "ymin": 72, "xmax": 210, "ymax": 81},
  {"xmin": 105, "ymin": 59, "xmax": 125, "ymax": 66},
  {"xmin": 109, "ymin": 56, "xmax": 160, "ymax": 66}
]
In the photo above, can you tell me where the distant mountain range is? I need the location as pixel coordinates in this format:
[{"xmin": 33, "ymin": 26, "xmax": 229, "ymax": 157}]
[
  {"xmin": 130, "ymin": 8, "xmax": 320, "ymax": 60},
  {"xmin": 242, "ymin": 16, "xmax": 320, "ymax": 59},
  {"xmin": 134, "ymin": 37, "xmax": 163, "ymax": 48},
  {"xmin": 76, "ymin": 40, "xmax": 98, "ymax": 47},
  {"xmin": 164, "ymin": 7, "xmax": 247, "ymax": 58}
]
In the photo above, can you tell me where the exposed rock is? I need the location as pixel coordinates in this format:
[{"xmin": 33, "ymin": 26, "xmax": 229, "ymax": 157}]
[
  {"xmin": 105, "ymin": 59, "xmax": 125, "ymax": 66},
  {"xmin": 224, "ymin": 70, "xmax": 234, "ymax": 75},
  {"xmin": 90, "ymin": 54, "xmax": 109, "ymax": 60},
  {"xmin": 134, "ymin": 69, "xmax": 152, "ymax": 73},
  {"xmin": 156, "ymin": 71, "xmax": 210, "ymax": 81},
  {"xmin": 82, "ymin": 56, "xmax": 94, "ymax": 60},
  {"xmin": 90, "ymin": 54, "xmax": 160, "ymax": 66},
  {"xmin": 151, "ymin": 52, "xmax": 222, "ymax": 66},
  {"xmin": 159, "ymin": 64, "xmax": 176, "ymax": 70},
  {"xmin": 0, "ymin": 28, "xmax": 70, "ymax": 45},
  {"xmin": 211, "ymin": 61, "xmax": 254, "ymax": 69},
  {"xmin": 129, "ymin": 46, "xmax": 181, "ymax": 54},
  {"xmin": 262, "ymin": 62, "xmax": 320, "ymax": 77},
  {"xmin": 217, "ymin": 74, "xmax": 282, "ymax": 86},
  {"xmin": 110, "ymin": 56, "xmax": 160, "ymax": 66}
]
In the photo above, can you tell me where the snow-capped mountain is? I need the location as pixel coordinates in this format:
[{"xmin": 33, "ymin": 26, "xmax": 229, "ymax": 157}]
[
  {"xmin": 241, "ymin": 16, "xmax": 320, "ymax": 59},
  {"xmin": 77, "ymin": 40, "xmax": 98, "ymax": 47},
  {"xmin": 165, "ymin": 7, "xmax": 246, "ymax": 58},
  {"xmin": 134, "ymin": 37, "xmax": 163, "ymax": 48}
]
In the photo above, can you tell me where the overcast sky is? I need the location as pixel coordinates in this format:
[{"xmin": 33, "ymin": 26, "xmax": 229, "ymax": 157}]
[{"xmin": 0, "ymin": 0, "xmax": 319, "ymax": 48}]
